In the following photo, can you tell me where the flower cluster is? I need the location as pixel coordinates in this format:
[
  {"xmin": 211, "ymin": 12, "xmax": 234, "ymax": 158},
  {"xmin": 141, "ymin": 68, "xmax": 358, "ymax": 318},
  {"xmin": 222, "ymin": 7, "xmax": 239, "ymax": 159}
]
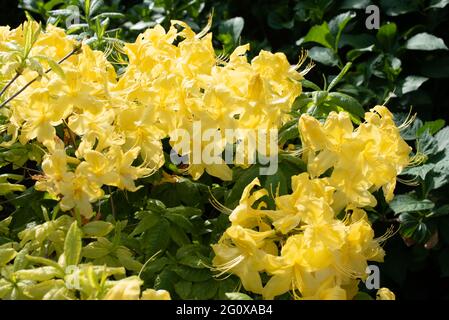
[
  {"xmin": 1, "ymin": 20, "xmax": 306, "ymax": 218},
  {"xmin": 212, "ymin": 107, "xmax": 410, "ymax": 300}
]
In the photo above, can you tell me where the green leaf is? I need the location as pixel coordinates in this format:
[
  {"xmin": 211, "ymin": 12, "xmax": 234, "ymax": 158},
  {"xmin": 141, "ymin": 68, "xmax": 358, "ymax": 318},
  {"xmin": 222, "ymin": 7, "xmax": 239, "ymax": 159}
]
[
  {"xmin": 346, "ymin": 45, "xmax": 375, "ymax": 61},
  {"xmin": 154, "ymin": 269, "xmax": 178, "ymax": 292},
  {"xmin": 166, "ymin": 206, "xmax": 202, "ymax": 218},
  {"xmin": 219, "ymin": 17, "xmax": 244, "ymax": 44},
  {"xmin": 0, "ymin": 248, "xmax": 16, "ymax": 266},
  {"xmin": 176, "ymin": 244, "xmax": 209, "ymax": 259},
  {"xmin": 389, "ymin": 194, "xmax": 435, "ymax": 215},
  {"xmin": 431, "ymin": 158, "xmax": 449, "ymax": 189},
  {"xmin": 435, "ymin": 126, "xmax": 449, "ymax": 152},
  {"xmin": 0, "ymin": 216, "xmax": 12, "ymax": 236},
  {"xmin": 329, "ymin": 11, "xmax": 356, "ymax": 36},
  {"xmin": 328, "ymin": 62, "xmax": 352, "ymax": 91},
  {"xmin": 168, "ymin": 224, "xmax": 190, "ymax": 247},
  {"xmin": 130, "ymin": 212, "xmax": 160, "ymax": 237},
  {"xmin": 63, "ymin": 221, "xmax": 82, "ymax": 266},
  {"xmin": 326, "ymin": 92, "xmax": 365, "ymax": 118},
  {"xmin": 145, "ymin": 199, "xmax": 166, "ymax": 213},
  {"xmin": 263, "ymin": 168, "xmax": 288, "ymax": 203},
  {"xmin": 82, "ymin": 221, "xmax": 114, "ymax": 237},
  {"xmin": 353, "ymin": 292, "xmax": 374, "ymax": 300},
  {"xmin": 190, "ymin": 280, "xmax": 219, "ymax": 299},
  {"xmin": 329, "ymin": 11, "xmax": 356, "ymax": 48},
  {"xmin": 429, "ymin": 0, "xmax": 449, "ymax": 8},
  {"xmin": 25, "ymin": 255, "xmax": 63, "ymax": 270},
  {"xmin": 416, "ymin": 120, "xmax": 445, "ymax": 136},
  {"xmin": 301, "ymin": 79, "xmax": 321, "ymax": 91},
  {"xmin": 23, "ymin": 279, "xmax": 66, "ymax": 300},
  {"xmin": 0, "ymin": 182, "xmax": 26, "ymax": 196},
  {"xmin": 226, "ymin": 165, "xmax": 260, "ymax": 207},
  {"xmin": 178, "ymin": 255, "xmax": 207, "ymax": 269},
  {"xmin": 401, "ymin": 163, "xmax": 435, "ymax": 180},
  {"xmin": 406, "ymin": 33, "xmax": 448, "ymax": 51},
  {"xmin": 340, "ymin": 0, "xmax": 371, "ymax": 9},
  {"xmin": 267, "ymin": 9, "xmax": 294, "ymax": 30},
  {"xmin": 278, "ymin": 120, "xmax": 299, "ymax": 145},
  {"xmin": 115, "ymin": 248, "xmax": 142, "ymax": 272},
  {"xmin": 141, "ymin": 257, "xmax": 169, "ymax": 276},
  {"xmin": 308, "ymin": 46, "xmax": 339, "ymax": 66},
  {"xmin": 376, "ymin": 23, "xmax": 397, "ymax": 51},
  {"xmin": 380, "ymin": 0, "xmax": 420, "ymax": 16},
  {"xmin": 82, "ymin": 240, "xmax": 111, "ymax": 259},
  {"xmin": 225, "ymin": 292, "xmax": 253, "ymax": 300},
  {"xmin": 417, "ymin": 130, "xmax": 439, "ymax": 155},
  {"xmin": 15, "ymin": 266, "xmax": 62, "ymax": 281},
  {"xmin": 401, "ymin": 76, "xmax": 429, "ymax": 94},
  {"xmin": 142, "ymin": 219, "xmax": 170, "ymax": 256},
  {"xmin": 166, "ymin": 213, "xmax": 194, "ymax": 232},
  {"xmin": 298, "ymin": 22, "xmax": 335, "ymax": 49},
  {"xmin": 93, "ymin": 12, "xmax": 125, "ymax": 20},
  {"xmin": 13, "ymin": 244, "xmax": 30, "ymax": 272},
  {"xmin": 172, "ymin": 265, "xmax": 212, "ymax": 282},
  {"xmin": 47, "ymin": 58, "xmax": 65, "ymax": 78},
  {"xmin": 174, "ymin": 280, "xmax": 192, "ymax": 299}
]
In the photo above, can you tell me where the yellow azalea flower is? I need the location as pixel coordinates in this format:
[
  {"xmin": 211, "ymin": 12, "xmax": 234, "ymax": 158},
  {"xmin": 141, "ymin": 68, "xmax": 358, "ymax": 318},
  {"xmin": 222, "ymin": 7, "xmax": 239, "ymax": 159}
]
[
  {"xmin": 141, "ymin": 289, "xmax": 171, "ymax": 300},
  {"xmin": 76, "ymin": 150, "xmax": 119, "ymax": 186},
  {"xmin": 107, "ymin": 146, "xmax": 153, "ymax": 192},
  {"xmin": 212, "ymin": 225, "xmax": 275, "ymax": 294},
  {"xmin": 32, "ymin": 24, "xmax": 77, "ymax": 62},
  {"xmin": 68, "ymin": 109, "xmax": 123, "ymax": 158},
  {"xmin": 267, "ymin": 173, "xmax": 335, "ymax": 234},
  {"xmin": 214, "ymin": 171, "xmax": 387, "ymax": 300},
  {"xmin": 14, "ymin": 88, "xmax": 72, "ymax": 150},
  {"xmin": 103, "ymin": 276, "xmax": 170, "ymax": 300},
  {"xmin": 298, "ymin": 107, "xmax": 411, "ymax": 208},
  {"xmin": 376, "ymin": 287, "xmax": 396, "ymax": 300},
  {"xmin": 228, "ymin": 178, "xmax": 271, "ymax": 228},
  {"xmin": 116, "ymin": 104, "xmax": 165, "ymax": 170}
]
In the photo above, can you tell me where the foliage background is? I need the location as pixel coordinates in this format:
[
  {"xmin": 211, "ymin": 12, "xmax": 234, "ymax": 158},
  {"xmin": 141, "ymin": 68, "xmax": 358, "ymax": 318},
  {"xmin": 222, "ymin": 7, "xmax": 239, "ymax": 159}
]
[{"xmin": 1, "ymin": 0, "xmax": 449, "ymax": 299}]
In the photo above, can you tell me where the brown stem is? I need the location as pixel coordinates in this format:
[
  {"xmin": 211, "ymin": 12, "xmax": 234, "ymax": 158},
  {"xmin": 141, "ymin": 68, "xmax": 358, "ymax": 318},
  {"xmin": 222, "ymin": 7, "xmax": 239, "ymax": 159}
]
[
  {"xmin": 0, "ymin": 72, "xmax": 21, "ymax": 98},
  {"xmin": 0, "ymin": 46, "xmax": 81, "ymax": 109}
]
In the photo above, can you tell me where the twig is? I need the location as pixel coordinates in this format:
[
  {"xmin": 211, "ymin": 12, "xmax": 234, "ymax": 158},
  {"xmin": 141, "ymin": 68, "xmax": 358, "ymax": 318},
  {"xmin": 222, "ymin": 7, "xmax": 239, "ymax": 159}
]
[
  {"xmin": 0, "ymin": 45, "xmax": 81, "ymax": 109},
  {"xmin": 0, "ymin": 72, "xmax": 21, "ymax": 98}
]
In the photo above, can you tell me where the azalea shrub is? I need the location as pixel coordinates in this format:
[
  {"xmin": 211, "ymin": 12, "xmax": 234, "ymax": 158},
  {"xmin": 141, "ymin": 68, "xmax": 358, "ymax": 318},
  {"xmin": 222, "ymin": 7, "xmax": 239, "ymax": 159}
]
[{"xmin": 0, "ymin": 0, "xmax": 448, "ymax": 300}]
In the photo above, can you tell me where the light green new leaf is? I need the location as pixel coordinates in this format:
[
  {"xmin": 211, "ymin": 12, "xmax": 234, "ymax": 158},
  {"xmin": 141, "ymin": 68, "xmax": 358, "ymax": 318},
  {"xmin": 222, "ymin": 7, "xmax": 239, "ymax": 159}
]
[
  {"xmin": 328, "ymin": 62, "xmax": 352, "ymax": 91},
  {"xmin": 298, "ymin": 22, "xmax": 335, "ymax": 49},
  {"xmin": 15, "ymin": 266, "xmax": 62, "ymax": 281},
  {"xmin": 64, "ymin": 221, "xmax": 83, "ymax": 267},
  {"xmin": 225, "ymin": 292, "xmax": 253, "ymax": 300},
  {"xmin": 0, "ymin": 248, "xmax": 16, "ymax": 266},
  {"xmin": 82, "ymin": 221, "xmax": 114, "ymax": 237}
]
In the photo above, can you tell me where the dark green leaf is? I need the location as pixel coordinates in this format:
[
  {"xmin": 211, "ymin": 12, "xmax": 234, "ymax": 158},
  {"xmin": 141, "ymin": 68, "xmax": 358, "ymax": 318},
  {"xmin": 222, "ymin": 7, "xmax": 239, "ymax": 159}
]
[
  {"xmin": 142, "ymin": 219, "xmax": 170, "ymax": 256},
  {"xmin": 172, "ymin": 265, "xmax": 212, "ymax": 282},
  {"xmin": 326, "ymin": 92, "xmax": 365, "ymax": 118},
  {"xmin": 390, "ymin": 194, "xmax": 435, "ymax": 215},
  {"xmin": 376, "ymin": 23, "xmax": 397, "ymax": 51},
  {"xmin": 308, "ymin": 46, "xmax": 338, "ymax": 66},
  {"xmin": 406, "ymin": 33, "xmax": 448, "ymax": 51}
]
